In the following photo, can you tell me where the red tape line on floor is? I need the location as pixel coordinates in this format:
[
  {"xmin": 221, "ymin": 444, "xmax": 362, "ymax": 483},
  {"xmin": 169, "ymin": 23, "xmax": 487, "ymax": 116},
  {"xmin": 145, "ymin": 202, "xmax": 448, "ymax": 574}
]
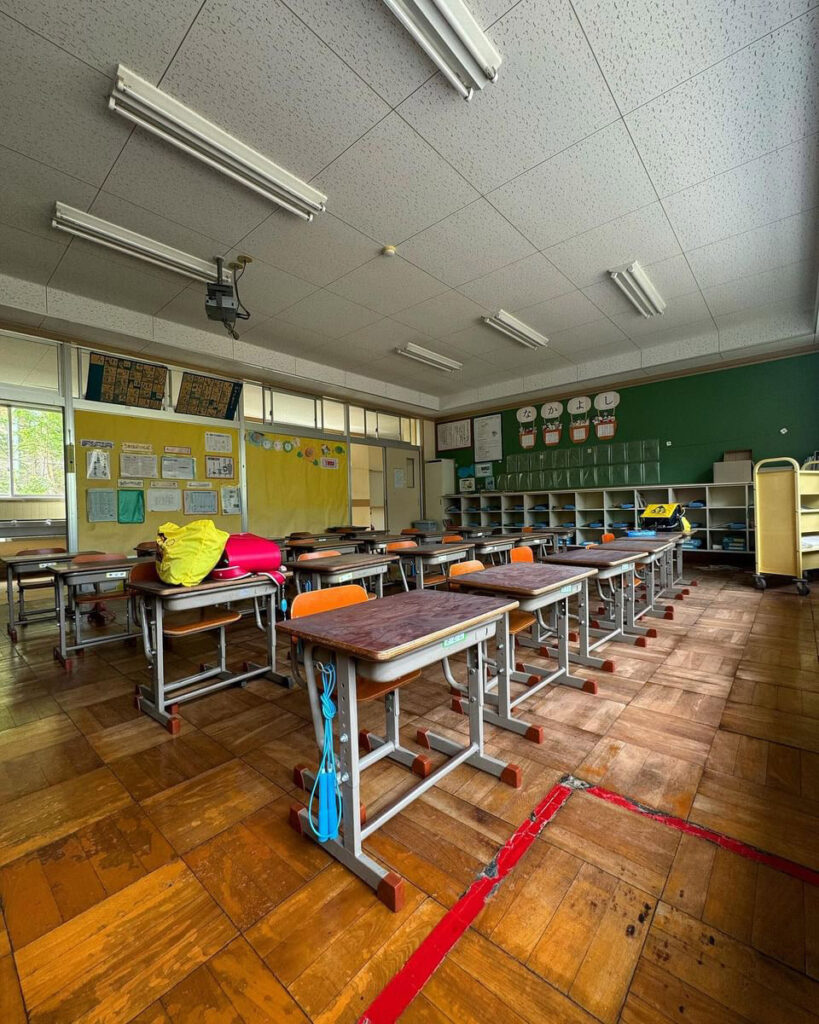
[
  {"xmin": 357, "ymin": 782, "xmax": 573, "ymax": 1024},
  {"xmin": 584, "ymin": 782, "xmax": 819, "ymax": 887}
]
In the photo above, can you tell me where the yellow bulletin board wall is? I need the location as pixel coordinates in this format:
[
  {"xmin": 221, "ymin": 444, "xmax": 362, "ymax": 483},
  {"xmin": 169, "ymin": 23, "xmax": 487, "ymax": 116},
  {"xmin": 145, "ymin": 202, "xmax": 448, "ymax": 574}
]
[
  {"xmin": 246, "ymin": 429, "xmax": 348, "ymax": 537},
  {"xmin": 75, "ymin": 408, "xmax": 240, "ymax": 552}
]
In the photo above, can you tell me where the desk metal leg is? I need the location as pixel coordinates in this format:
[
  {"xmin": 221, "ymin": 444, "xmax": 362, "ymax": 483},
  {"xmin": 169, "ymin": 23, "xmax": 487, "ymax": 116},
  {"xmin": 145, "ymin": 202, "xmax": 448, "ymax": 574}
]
[
  {"xmin": 6, "ymin": 564, "xmax": 16, "ymax": 641},
  {"xmin": 53, "ymin": 579, "xmax": 71, "ymax": 668}
]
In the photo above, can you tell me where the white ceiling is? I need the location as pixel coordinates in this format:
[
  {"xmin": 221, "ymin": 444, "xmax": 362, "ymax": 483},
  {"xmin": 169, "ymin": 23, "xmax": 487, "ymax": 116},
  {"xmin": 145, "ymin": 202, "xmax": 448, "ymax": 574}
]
[{"xmin": 0, "ymin": 0, "xmax": 817, "ymax": 414}]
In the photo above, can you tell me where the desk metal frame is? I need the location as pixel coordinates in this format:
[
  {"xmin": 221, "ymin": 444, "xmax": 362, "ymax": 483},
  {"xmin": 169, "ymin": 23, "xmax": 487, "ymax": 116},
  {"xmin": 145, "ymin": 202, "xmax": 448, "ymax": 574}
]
[
  {"xmin": 287, "ymin": 555, "xmax": 399, "ymax": 597},
  {"xmin": 396, "ymin": 544, "xmax": 474, "ymax": 589},
  {"xmin": 2, "ymin": 551, "xmax": 96, "ymax": 643},
  {"xmin": 473, "ymin": 536, "xmax": 517, "ymax": 564}
]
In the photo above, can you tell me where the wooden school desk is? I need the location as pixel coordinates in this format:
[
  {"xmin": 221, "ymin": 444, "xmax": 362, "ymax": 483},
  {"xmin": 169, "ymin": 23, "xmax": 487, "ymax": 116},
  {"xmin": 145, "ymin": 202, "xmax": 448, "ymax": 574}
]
[
  {"xmin": 285, "ymin": 538, "xmax": 359, "ymax": 556},
  {"xmin": 604, "ymin": 538, "xmax": 677, "ymax": 624},
  {"xmin": 50, "ymin": 556, "xmax": 150, "ymax": 669},
  {"xmin": 544, "ymin": 547, "xmax": 648, "ymax": 669},
  {"xmin": 129, "ymin": 573, "xmax": 290, "ymax": 732},
  {"xmin": 447, "ymin": 563, "xmax": 599, "ymax": 741},
  {"xmin": 284, "ymin": 552, "xmax": 400, "ymax": 597},
  {"xmin": 279, "ymin": 589, "xmax": 522, "ymax": 909},
  {"xmin": 1, "ymin": 550, "xmax": 99, "ymax": 642},
  {"xmin": 394, "ymin": 541, "xmax": 475, "ymax": 589},
  {"xmin": 473, "ymin": 533, "xmax": 520, "ymax": 564},
  {"xmin": 359, "ymin": 534, "xmax": 412, "ymax": 553}
]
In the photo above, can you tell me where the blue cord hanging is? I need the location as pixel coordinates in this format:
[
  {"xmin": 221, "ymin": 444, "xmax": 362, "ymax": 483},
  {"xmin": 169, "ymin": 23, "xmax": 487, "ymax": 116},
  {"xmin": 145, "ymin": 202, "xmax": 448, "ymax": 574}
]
[{"xmin": 308, "ymin": 660, "xmax": 343, "ymax": 842}]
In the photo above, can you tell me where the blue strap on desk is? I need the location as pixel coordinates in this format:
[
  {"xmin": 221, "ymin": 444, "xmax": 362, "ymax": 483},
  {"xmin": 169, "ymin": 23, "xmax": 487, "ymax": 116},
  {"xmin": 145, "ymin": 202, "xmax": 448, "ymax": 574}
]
[{"xmin": 309, "ymin": 661, "xmax": 342, "ymax": 842}]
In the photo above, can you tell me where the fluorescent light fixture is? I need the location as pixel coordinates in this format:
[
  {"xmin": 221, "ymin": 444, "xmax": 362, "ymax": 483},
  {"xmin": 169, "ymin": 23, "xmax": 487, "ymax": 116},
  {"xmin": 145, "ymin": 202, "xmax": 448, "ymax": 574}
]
[
  {"xmin": 381, "ymin": 0, "xmax": 502, "ymax": 99},
  {"xmin": 109, "ymin": 65, "xmax": 327, "ymax": 220},
  {"xmin": 609, "ymin": 261, "xmax": 666, "ymax": 317},
  {"xmin": 52, "ymin": 202, "xmax": 227, "ymax": 283},
  {"xmin": 482, "ymin": 309, "xmax": 548, "ymax": 349},
  {"xmin": 396, "ymin": 342, "xmax": 462, "ymax": 372}
]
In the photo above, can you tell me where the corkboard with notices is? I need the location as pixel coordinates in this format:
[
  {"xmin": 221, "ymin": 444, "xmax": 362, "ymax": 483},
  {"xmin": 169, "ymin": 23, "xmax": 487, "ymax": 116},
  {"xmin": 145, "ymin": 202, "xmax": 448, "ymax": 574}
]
[
  {"xmin": 85, "ymin": 352, "xmax": 167, "ymax": 410},
  {"xmin": 175, "ymin": 372, "xmax": 242, "ymax": 420}
]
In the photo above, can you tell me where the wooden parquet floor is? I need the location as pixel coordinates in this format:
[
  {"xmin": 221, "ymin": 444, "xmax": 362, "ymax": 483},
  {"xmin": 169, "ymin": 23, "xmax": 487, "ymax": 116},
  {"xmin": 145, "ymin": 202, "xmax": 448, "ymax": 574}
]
[{"xmin": 0, "ymin": 568, "xmax": 817, "ymax": 1023}]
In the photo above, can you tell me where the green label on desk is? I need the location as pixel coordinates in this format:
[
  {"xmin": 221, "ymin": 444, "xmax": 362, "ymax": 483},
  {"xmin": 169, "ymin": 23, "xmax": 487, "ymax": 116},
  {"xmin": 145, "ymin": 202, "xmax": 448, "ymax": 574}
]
[
  {"xmin": 560, "ymin": 584, "xmax": 581, "ymax": 595},
  {"xmin": 335, "ymin": 573, "xmax": 352, "ymax": 582},
  {"xmin": 442, "ymin": 632, "xmax": 466, "ymax": 648},
  {"xmin": 105, "ymin": 571, "xmax": 128, "ymax": 579}
]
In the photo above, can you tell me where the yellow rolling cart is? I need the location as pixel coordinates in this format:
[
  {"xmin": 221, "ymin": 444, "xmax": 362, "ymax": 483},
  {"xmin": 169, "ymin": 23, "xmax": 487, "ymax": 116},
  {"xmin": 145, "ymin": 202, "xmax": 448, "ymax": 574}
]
[{"xmin": 753, "ymin": 457, "xmax": 819, "ymax": 595}]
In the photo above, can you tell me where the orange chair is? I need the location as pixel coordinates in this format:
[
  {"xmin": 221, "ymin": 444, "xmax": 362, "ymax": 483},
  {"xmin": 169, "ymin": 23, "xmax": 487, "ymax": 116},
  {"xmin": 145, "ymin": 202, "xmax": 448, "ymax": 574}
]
[
  {"xmin": 510, "ymin": 546, "xmax": 534, "ymax": 563},
  {"xmin": 386, "ymin": 540, "xmax": 417, "ymax": 590},
  {"xmin": 297, "ymin": 550, "xmax": 341, "ymax": 561},
  {"xmin": 447, "ymin": 559, "xmax": 484, "ymax": 590},
  {"xmin": 400, "ymin": 527, "xmax": 422, "ymax": 536},
  {"xmin": 442, "ymin": 533, "xmax": 463, "ymax": 543},
  {"xmin": 601, "ymin": 532, "xmax": 615, "ymax": 543}
]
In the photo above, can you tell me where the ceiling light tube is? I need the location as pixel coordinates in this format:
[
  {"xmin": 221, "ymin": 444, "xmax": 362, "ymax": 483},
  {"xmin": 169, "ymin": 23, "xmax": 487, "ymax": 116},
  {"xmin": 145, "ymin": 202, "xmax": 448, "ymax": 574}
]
[
  {"xmin": 109, "ymin": 65, "xmax": 327, "ymax": 220},
  {"xmin": 396, "ymin": 342, "xmax": 462, "ymax": 372},
  {"xmin": 52, "ymin": 202, "xmax": 227, "ymax": 283},
  {"xmin": 381, "ymin": 0, "xmax": 502, "ymax": 99},
  {"xmin": 609, "ymin": 261, "xmax": 666, "ymax": 317},
  {"xmin": 482, "ymin": 309, "xmax": 548, "ymax": 349}
]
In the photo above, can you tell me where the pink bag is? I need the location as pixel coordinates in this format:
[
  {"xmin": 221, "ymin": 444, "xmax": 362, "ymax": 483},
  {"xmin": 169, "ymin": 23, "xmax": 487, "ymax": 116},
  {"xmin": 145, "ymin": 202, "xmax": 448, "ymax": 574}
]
[{"xmin": 210, "ymin": 533, "xmax": 284, "ymax": 585}]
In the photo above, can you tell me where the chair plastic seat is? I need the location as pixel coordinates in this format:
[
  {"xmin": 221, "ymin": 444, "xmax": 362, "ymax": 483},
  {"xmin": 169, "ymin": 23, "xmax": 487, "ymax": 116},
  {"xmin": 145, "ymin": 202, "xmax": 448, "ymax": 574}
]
[
  {"xmin": 18, "ymin": 577, "xmax": 55, "ymax": 590},
  {"xmin": 508, "ymin": 610, "xmax": 536, "ymax": 634},
  {"xmin": 162, "ymin": 608, "xmax": 242, "ymax": 637},
  {"xmin": 73, "ymin": 589, "xmax": 128, "ymax": 604},
  {"xmin": 356, "ymin": 670, "xmax": 420, "ymax": 702},
  {"xmin": 422, "ymin": 573, "xmax": 447, "ymax": 587}
]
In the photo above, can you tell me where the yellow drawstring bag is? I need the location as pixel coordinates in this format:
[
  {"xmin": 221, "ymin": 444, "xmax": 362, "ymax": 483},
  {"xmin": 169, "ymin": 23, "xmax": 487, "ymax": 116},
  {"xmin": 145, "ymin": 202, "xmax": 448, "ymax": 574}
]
[{"xmin": 156, "ymin": 520, "xmax": 229, "ymax": 586}]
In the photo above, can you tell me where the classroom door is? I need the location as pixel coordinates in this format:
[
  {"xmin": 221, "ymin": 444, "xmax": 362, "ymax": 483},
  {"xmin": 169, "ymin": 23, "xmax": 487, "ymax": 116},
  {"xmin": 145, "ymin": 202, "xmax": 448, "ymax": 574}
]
[
  {"xmin": 350, "ymin": 444, "xmax": 386, "ymax": 530},
  {"xmin": 385, "ymin": 448, "xmax": 421, "ymax": 532}
]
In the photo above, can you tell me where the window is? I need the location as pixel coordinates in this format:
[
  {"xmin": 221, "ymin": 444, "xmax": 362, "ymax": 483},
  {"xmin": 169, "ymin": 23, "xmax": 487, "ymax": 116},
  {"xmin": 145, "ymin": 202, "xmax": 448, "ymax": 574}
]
[
  {"xmin": 270, "ymin": 390, "xmax": 317, "ymax": 428},
  {"xmin": 0, "ymin": 335, "xmax": 60, "ymax": 391},
  {"xmin": 376, "ymin": 413, "xmax": 401, "ymax": 440},
  {"xmin": 0, "ymin": 407, "xmax": 64, "ymax": 497},
  {"xmin": 349, "ymin": 406, "xmax": 365, "ymax": 436},
  {"xmin": 322, "ymin": 399, "xmax": 345, "ymax": 433},
  {"xmin": 243, "ymin": 383, "xmax": 264, "ymax": 422}
]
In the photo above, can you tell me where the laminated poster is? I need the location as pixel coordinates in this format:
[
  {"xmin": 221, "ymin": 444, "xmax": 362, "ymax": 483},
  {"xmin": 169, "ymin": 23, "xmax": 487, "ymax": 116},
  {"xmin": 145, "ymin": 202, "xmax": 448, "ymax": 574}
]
[
  {"xmin": 183, "ymin": 489, "xmax": 218, "ymax": 515},
  {"xmin": 86, "ymin": 449, "xmax": 110, "ymax": 480},
  {"xmin": 117, "ymin": 489, "xmax": 145, "ymax": 524},
  {"xmin": 220, "ymin": 485, "xmax": 241, "ymax": 515},
  {"xmin": 120, "ymin": 453, "xmax": 158, "ymax": 479},
  {"xmin": 87, "ymin": 489, "xmax": 116, "ymax": 522}
]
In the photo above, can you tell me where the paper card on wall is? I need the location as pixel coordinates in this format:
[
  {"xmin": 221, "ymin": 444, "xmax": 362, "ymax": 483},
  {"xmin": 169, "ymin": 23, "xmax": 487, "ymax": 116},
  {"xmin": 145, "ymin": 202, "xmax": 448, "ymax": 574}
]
[
  {"xmin": 474, "ymin": 414, "xmax": 503, "ymax": 462},
  {"xmin": 161, "ymin": 455, "xmax": 195, "ymax": 480},
  {"xmin": 80, "ymin": 439, "xmax": 114, "ymax": 449},
  {"xmin": 86, "ymin": 448, "xmax": 110, "ymax": 480},
  {"xmin": 120, "ymin": 453, "xmax": 157, "ymax": 478},
  {"xmin": 204, "ymin": 432, "xmax": 233, "ymax": 453},
  {"xmin": 117, "ymin": 478, "xmax": 143, "ymax": 488},
  {"xmin": 164, "ymin": 445, "xmax": 191, "ymax": 455},
  {"xmin": 151, "ymin": 480, "xmax": 178, "ymax": 488},
  {"xmin": 117, "ymin": 489, "xmax": 145, "ymax": 524},
  {"xmin": 474, "ymin": 462, "xmax": 492, "ymax": 477},
  {"xmin": 459, "ymin": 477, "xmax": 476, "ymax": 492},
  {"xmin": 220, "ymin": 485, "xmax": 241, "ymax": 515},
  {"xmin": 187, "ymin": 481, "xmax": 212, "ymax": 489},
  {"xmin": 393, "ymin": 467, "xmax": 405, "ymax": 489},
  {"xmin": 205, "ymin": 455, "xmax": 234, "ymax": 479},
  {"xmin": 183, "ymin": 489, "xmax": 218, "ymax": 515},
  {"xmin": 147, "ymin": 488, "xmax": 182, "ymax": 513},
  {"xmin": 87, "ymin": 488, "xmax": 116, "ymax": 522},
  {"xmin": 121, "ymin": 442, "xmax": 153, "ymax": 452}
]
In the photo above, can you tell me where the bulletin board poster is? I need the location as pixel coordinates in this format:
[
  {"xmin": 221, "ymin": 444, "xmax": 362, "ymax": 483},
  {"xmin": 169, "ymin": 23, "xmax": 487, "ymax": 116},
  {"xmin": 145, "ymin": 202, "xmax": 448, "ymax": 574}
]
[
  {"xmin": 75, "ymin": 409, "xmax": 238, "ymax": 551},
  {"xmin": 246, "ymin": 430, "xmax": 348, "ymax": 537},
  {"xmin": 175, "ymin": 372, "xmax": 242, "ymax": 420},
  {"xmin": 474, "ymin": 414, "xmax": 503, "ymax": 462},
  {"xmin": 85, "ymin": 352, "xmax": 167, "ymax": 410},
  {"xmin": 437, "ymin": 418, "xmax": 471, "ymax": 452}
]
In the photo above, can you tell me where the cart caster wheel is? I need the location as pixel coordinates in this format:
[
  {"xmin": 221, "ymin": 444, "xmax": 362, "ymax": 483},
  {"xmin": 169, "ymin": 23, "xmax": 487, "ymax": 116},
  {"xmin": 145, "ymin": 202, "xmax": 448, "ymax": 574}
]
[
  {"xmin": 796, "ymin": 581, "xmax": 810, "ymax": 597},
  {"xmin": 753, "ymin": 575, "xmax": 767, "ymax": 591}
]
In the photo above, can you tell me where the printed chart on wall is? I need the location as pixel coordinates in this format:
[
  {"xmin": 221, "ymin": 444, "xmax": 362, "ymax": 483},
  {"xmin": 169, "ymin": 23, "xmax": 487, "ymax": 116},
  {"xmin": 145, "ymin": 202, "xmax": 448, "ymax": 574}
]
[
  {"xmin": 175, "ymin": 372, "xmax": 242, "ymax": 420},
  {"xmin": 437, "ymin": 418, "xmax": 471, "ymax": 451},
  {"xmin": 85, "ymin": 352, "xmax": 167, "ymax": 409},
  {"xmin": 474, "ymin": 414, "xmax": 502, "ymax": 462}
]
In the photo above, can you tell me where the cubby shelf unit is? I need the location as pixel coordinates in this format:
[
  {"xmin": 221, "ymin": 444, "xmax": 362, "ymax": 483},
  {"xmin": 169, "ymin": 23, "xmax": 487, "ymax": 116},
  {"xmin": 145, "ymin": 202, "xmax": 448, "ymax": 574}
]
[{"xmin": 443, "ymin": 483, "xmax": 755, "ymax": 554}]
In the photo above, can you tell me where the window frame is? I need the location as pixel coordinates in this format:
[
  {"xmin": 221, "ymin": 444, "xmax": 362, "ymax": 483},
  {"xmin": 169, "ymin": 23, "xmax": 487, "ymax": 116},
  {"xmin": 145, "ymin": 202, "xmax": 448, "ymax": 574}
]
[{"xmin": 0, "ymin": 404, "xmax": 66, "ymax": 500}]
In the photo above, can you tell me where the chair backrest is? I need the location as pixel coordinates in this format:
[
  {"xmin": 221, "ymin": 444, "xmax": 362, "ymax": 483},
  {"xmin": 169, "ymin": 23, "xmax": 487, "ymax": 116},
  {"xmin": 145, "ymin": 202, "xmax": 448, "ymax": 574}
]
[
  {"xmin": 129, "ymin": 561, "xmax": 160, "ymax": 584},
  {"xmin": 448, "ymin": 559, "xmax": 485, "ymax": 578},
  {"xmin": 442, "ymin": 534, "xmax": 463, "ymax": 543},
  {"xmin": 522, "ymin": 526, "xmax": 533, "ymax": 533},
  {"xmin": 18, "ymin": 547, "xmax": 66, "ymax": 556},
  {"xmin": 291, "ymin": 584, "xmax": 369, "ymax": 618},
  {"xmin": 297, "ymin": 550, "xmax": 341, "ymax": 561},
  {"xmin": 510, "ymin": 546, "xmax": 534, "ymax": 563},
  {"xmin": 601, "ymin": 532, "xmax": 615, "ymax": 543},
  {"xmin": 72, "ymin": 553, "xmax": 127, "ymax": 564},
  {"xmin": 387, "ymin": 540, "xmax": 418, "ymax": 551}
]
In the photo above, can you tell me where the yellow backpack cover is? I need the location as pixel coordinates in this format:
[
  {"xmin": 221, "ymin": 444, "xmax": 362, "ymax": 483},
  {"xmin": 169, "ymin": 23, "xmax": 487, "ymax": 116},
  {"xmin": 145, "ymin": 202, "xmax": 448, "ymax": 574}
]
[{"xmin": 156, "ymin": 520, "xmax": 229, "ymax": 586}]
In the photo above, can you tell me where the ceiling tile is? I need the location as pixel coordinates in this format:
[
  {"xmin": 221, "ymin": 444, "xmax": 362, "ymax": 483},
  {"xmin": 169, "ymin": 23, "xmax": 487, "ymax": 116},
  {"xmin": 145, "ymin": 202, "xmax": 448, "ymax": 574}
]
[
  {"xmin": 326, "ymin": 255, "xmax": 447, "ymax": 315},
  {"xmin": 0, "ymin": 15, "xmax": 132, "ymax": 184},
  {"xmin": 548, "ymin": 319, "xmax": 630, "ymax": 358},
  {"xmin": 103, "ymin": 134, "xmax": 273, "ymax": 248},
  {"xmin": 161, "ymin": 0, "xmax": 388, "ymax": 181},
  {"xmin": 392, "ymin": 290, "xmax": 489, "ymax": 337},
  {"xmin": 0, "ymin": 224, "xmax": 67, "ymax": 284},
  {"xmin": 626, "ymin": 9, "xmax": 819, "ymax": 196},
  {"xmin": 0, "ymin": 273, "xmax": 47, "ymax": 316},
  {"xmin": 487, "ymin": 121, "xmax": 655, "ymax": 249},
  {"xmin": 238, "ymin": 315, "xmax": 333, "ymax": 360},
  {"xmin": 613, "ymin": 291, "xmax": 713, "ymax": 344},
  {"xmin": 397, "ymin": 0, "xmax": 617, "ymax": 193},
  {"xmin": 573, "ymin": 0, "xmax": 812, "ymax": 112},
  {"xmin": 232, "ymin": 338, "xmax": 297, "ymax": 376},
  {"xmin": 686, "ymin": 209, "xmax": 818, "ymax": 288},
  {"xmin": 544, "ymin": 202, "xmax": 680, "ymax": 288},
  {"xmin": 0, "ymin": 145, "xmax": 97, "ymax": 242},
  {"xmin": 49, "ymin": 242, "xmax": 189, "ymax": 313},
  {"xmin": 582, "ymin": 253, "xmax": 699, "ymax": 316},
  {"xmin": 399, "ymin": 199, "xmax": 534, "ymax": 287},
  {"xmin": 716, "ymin": 297, "xmax": 814, "ymax": 351},
  {"xmin": 478, "ymin": 346, "xmax": 571, "ymax": 374},
  {"xmin": 315, "ymin": 113, "xmax": 477, "ymax": 243},
  {"xmin": 639, "ymin": 323, "xmax": 720, "ymax": 368},
  {"xmin": 702, "ymin": 259, "xmax": 815, "ymax": 317},
  {"xmin": 663, "ymin": 134, "xmax": 819, "ymax": 250},
  {"xmin": 48, "ymin": 288, "xmax": 155, "ymax": 340},
  {"xmin": 277, "ymin": 289, "xmax": 381, "ymax": 338},
  {"xmin": 0, "ymin": 0, "xmax": 203, "ymax": 80},
  {"xmin": 222, "ymin": 253, "xmax": 317, "ymax": 317},
  {"xmin": 577, "ymin": 347, "xmax": 642, "ymax": 380},
  {"xmin": 515, "ymin": 290, "xmax": 604, "ymax": 336},
  {"xmin": 457, "ymin": 253, "xmax": 573, "ymax": 310},
  {"xmin": 0, "ymin": 305, "xmax": 44, "ymax": 329},
  {"xmin": 240, "ymin": 210, "xmax": 377, "ymax": 288},
  {"xmin": 338, "ymin": 317, "xmax": 419, "ymax": 352}
]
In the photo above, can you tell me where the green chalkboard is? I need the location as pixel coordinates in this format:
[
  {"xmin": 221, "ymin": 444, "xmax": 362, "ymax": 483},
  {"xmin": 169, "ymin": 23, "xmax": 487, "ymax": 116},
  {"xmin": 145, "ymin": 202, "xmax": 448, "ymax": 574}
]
[{"xmin": 437, "ymin": 353, "xmax": 819, "ymax": 488}]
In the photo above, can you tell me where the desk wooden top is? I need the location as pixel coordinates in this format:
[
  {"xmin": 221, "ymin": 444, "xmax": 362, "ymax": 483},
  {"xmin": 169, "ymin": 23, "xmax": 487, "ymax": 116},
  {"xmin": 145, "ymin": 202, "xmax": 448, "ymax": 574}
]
[
  {"xmin": 605, "ymin": 538, "xmax": 675, "ymax": 552},
  {"xmin": 51, "ymin": 556, "xmax": 151, "ymax": 578},
  {"xmin": 279, "ymin": 589, "xmax": 518, "ymax": 661},
  {"xmin": 129, "ymin": 573, "xmax": 282, "ymax": 598},
  {"xmin": 451, "ymin": 563, "xmax": 597, "ymax": 597},
  {"xmin": 545, "ymin": 548, "xmax": 646, "ymax": 568},
  {"xmin": 284, "ymin": 553, "xmax": 398, "ymax": 573},
  {"xmin": 473, "ymin": 534, "xmax": 522, "ymax": 547},
  {"xmin": 0, "ymin": 550, "xmax": 100, "ymax": 569},
  {"xmin": 286, "ymin": 539, "xmax": 357, "ymax": 552},
  {"xmin": 394, "ymin": 542, "xmax": 474, "ymax": 558}
]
